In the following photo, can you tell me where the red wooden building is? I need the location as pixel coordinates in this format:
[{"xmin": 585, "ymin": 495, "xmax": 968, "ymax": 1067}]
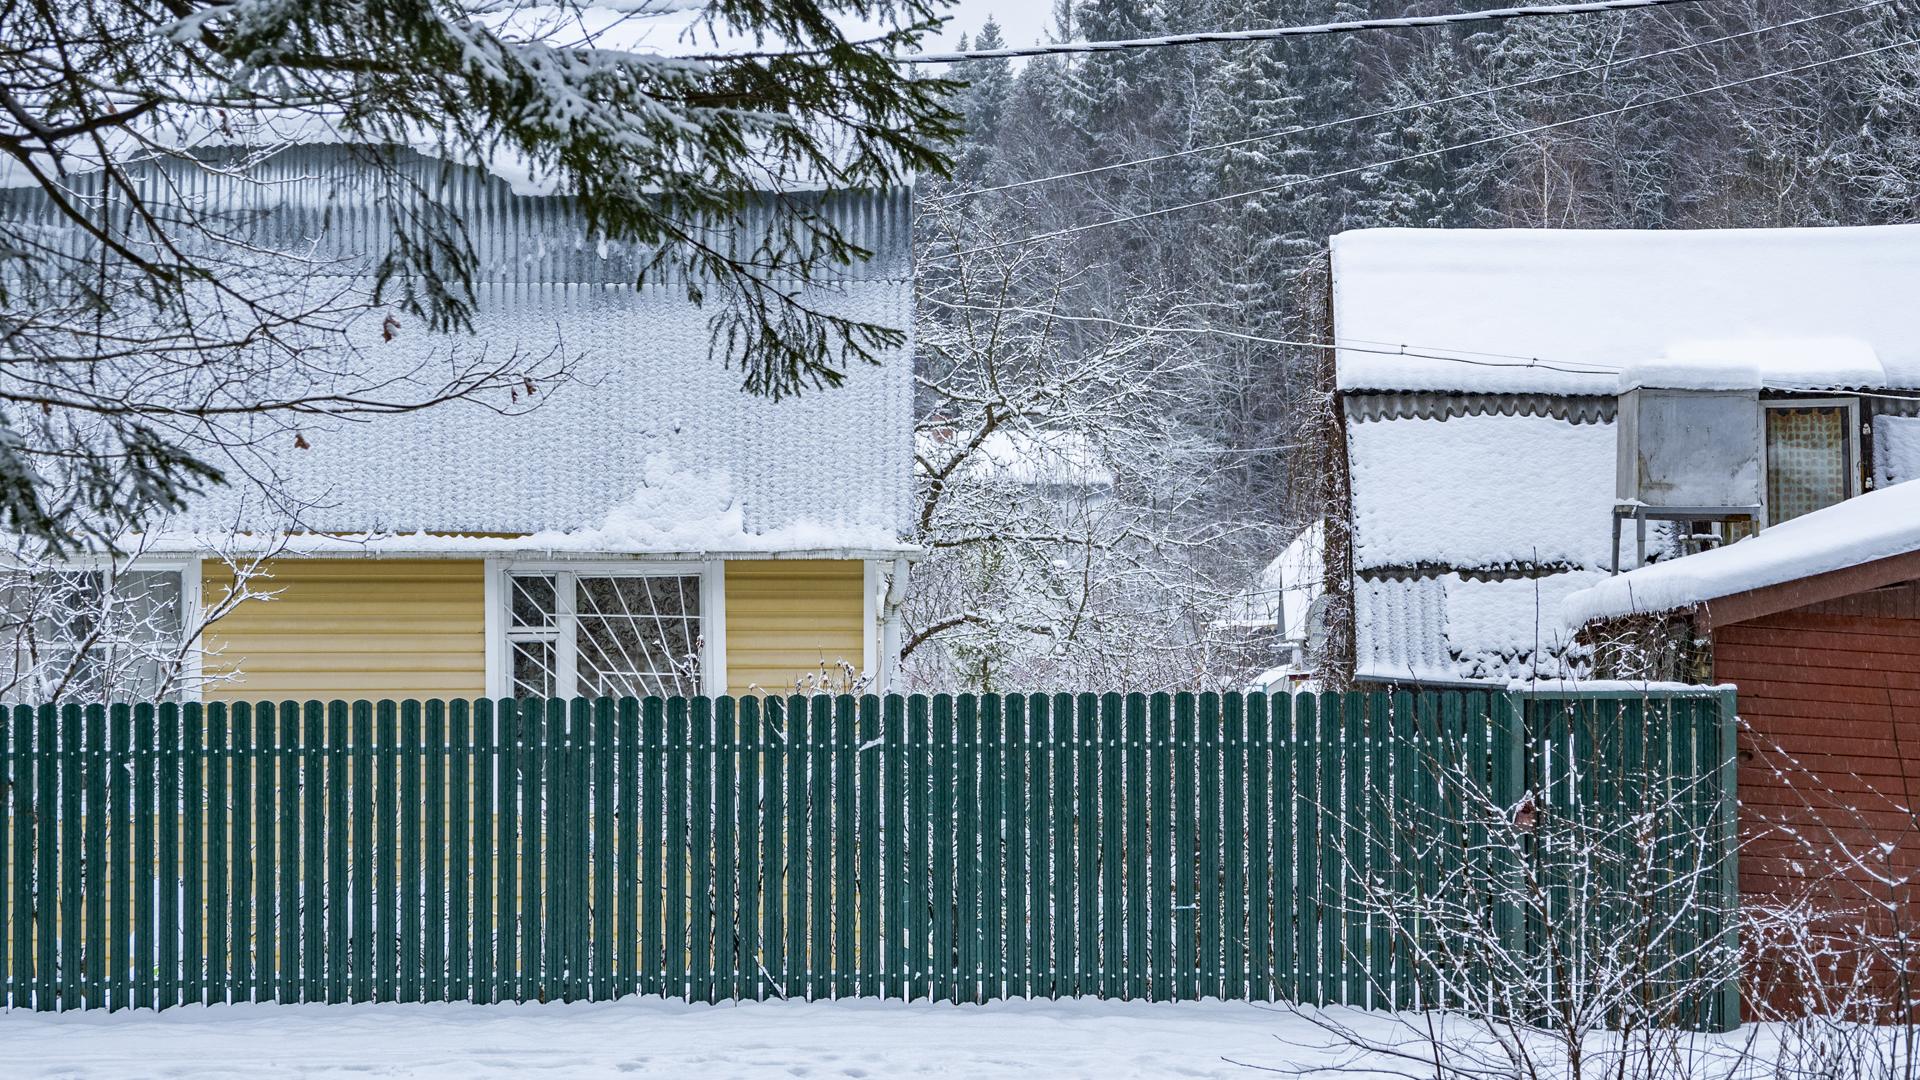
[{"xmin": 1566, "ymin": 481, "xmax": 1920, "ymax": 1017}]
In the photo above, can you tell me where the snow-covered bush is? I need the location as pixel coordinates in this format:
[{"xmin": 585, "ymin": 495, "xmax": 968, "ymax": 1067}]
[
  {"xmin": 0, "ymin": 531, "xmax": 279, "ymax": 702},
  {"xmin": 1290, "ymin": 693, "xmax": 1744, "ymax": 1079}
]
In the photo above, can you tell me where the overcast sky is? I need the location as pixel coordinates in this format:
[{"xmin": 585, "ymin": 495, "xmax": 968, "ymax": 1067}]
[
  {"xmin": 551, "ymin": 3, "xmax": 1059, "ymax": 61},
  {"xmin": 926, "ymin": 1, "xmax": 1057, "ymax": 53}
]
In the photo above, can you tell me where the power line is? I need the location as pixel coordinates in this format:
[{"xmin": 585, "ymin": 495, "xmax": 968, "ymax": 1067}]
[
  {"xmin": 901, "ymin": 0, "xmax": 1716, "ymax": 64},
  {"xmin": 941, "ymin": 1, "xmax": 1888, "ymax": 198},
  {"xmin": 928, "ymin": 37, "xmax": 1916, "ymax": 261},
  {"xmin": 936, "ymin": 297, "xmax": 1601, "ymax": 369},
  {"xmin": 927, "ymin": 299, "xmax": 1622, "ymax": 375},
  {"xmin": 937, "ymin": 301, "xmax": 1920, "ymax": 402}
]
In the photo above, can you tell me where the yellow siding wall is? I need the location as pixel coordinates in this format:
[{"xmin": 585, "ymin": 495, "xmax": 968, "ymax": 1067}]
[
  {"xmin": 202, "ymin": 559, "xmax": 486, "ymax": 702},
  {"xmin": 725, "ymin": 560, "xmax": 867, "ymax": 694}
]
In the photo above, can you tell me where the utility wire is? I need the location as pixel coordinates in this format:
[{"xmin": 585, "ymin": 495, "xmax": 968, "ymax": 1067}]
[
  {"xmin": 941, "ymin": 302, "xmax": 1920, "ymax": 402},
  {"xmin": 926, "ymin": 299, "xmax": 1622, "ymax": 375},
  {"xmin": 902, "ymin": 0, "xmax": 1715, "ymax": 63},
  {"xmin": 941, "ymin": 0, "xmax": 1888, "ymax": 198},
  {"xmin": 928, "ymin": 37, "xmax": 1917, "ymax": 261}
]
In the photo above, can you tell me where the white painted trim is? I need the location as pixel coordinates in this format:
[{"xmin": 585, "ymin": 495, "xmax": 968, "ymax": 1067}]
[
  {"xmin": 862, "ymin": 560, "xmax": 880, "ymax": 683},
  {"xmin": 702, "ymin": 559, "xmax": 727, "ymax": 697},
  {"xmin": 177, "ymin": 558, "xmax": 205, "ymax": 702},
  {"xmin": 482, "ymin": 556, "xmax": 507, "ymax": 698},
  {"xmin": 555, "ymin": 572, "xmax": 580, "ymax": 695},
  {"xmin": 879, "ymin": 556, "xmax": 909, "ymax": 692},
  {"xmin": 495, "ymin": 558, "xmax": 713, "ymax": 575}
]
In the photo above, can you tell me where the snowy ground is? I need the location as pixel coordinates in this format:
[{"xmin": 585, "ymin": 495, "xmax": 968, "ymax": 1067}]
[{"xmin": 1, "ymin": 997, "xmax": 1416, "ymax": 1079}]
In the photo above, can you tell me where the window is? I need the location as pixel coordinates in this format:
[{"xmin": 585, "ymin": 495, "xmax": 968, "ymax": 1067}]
[
  {"xmin": 0, "ymin": 566, "xmax": 190, "ymax": 701},
  {"xmin": 501, "ymin": 568, "xmax": 710, "ymax": 698},
  {"xmin": 1765, "ymin": 401, "xmax": 1858, "ymax": 525}
]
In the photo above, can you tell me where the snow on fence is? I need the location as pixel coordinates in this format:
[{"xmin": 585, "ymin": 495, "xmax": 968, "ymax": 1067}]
[{"xmin": 0, "ymin": 691, "xmax": 1737, "ymax": 1027}]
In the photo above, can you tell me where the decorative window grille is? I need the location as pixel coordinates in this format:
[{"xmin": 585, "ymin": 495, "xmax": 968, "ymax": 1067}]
[
  {"xmin": 504, "ymin": 571, "xmax": 704, "ymax": 698},
  {"xmin": 1765, "ymin": 403, "xmax": 1855, "ymax": 525}
]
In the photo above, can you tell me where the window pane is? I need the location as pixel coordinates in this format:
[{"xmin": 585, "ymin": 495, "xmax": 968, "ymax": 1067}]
[
  {"xmin": 510, "ymin": 575, "xmax": 557, "ymax": 629},
  {"xmin": 44, "ymin": 569, "xmax": 106, "ymax": 644},
  {"xmin": 511, "ymin": 639, "xmax": 556, "ymax": 699},
  {"xmin": 121, "ymin": 571, "xmax": 183, "ymax": 639},
  {"xmin": 574, "ymin": 575, "xmax": 702, "ymax": 698},
  {"xmin": 7, "ymin": 568, "xmax": 186, "ymax": 701},
  {"xmin": 1767, "ymin": 406, "xmax": 1851, "ymax": 525}
]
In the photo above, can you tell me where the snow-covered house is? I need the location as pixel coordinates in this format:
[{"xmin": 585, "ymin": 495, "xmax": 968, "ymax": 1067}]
[
  {"xmin": 1223, "ymin": 522, "xmax": 1325, "ymax": 691},
  {"xmin": 1325, "ymin": 224, "xmax": 1920, "ymax": 687},
  {"xmin": 5, "ymin": 145, "xmax": 915, "ymax": 702}
]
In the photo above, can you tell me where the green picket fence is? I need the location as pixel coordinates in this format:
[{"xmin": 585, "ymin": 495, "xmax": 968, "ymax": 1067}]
[{"xmin": 0, "ymin": 690, "xmax": 1737, "ymax": 1025}]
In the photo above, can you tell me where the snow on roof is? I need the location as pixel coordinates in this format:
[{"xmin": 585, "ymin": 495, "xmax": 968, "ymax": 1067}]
[
  {"xmin": 1220, "ymin": 522, "xmax": 1323, "ymax": 638},
  {"xmin": 1446, "ymin": 571, "xmax": 1596, "ymax": 662},
  {"xmin": 145, "ymin": 451, "xmax": 912, "ymax": 558},
  {"xmin": 3, "ymin": 143, "xmax": 916, "ymax": 554},
  {"xmin": 915, "ymin": 429, "xmax": 1115, "ymax": 488},
  {"xmin": 176, "ymin": 278, "xmax": 914, "ymax": 550},
  {"xmin": 1562, "ymin": 478, "xmax": 1920, "ymax": 625},
  {"xmin": 1346, "ymin": 412, "xmax": 1617, "ymax": 571},
  {"xmin": 1331, "ymin": 225, "xmax": 1920, "ymax": 394},
  {"xmin": 1620, "ymin": 338, "xmax": 1884, "ymax": 391},
  {"xmin": 1355, "ymin": 570, "xmax": 1600, "ymax": 686},
  {"xmin": 1247, "ymin": 664, "xmax": 1319, "ymax": 693},
  {"xmin": 1876, "ymin": 416, "xmax": 1920, "ymax": 489},
  {"xmin": 1344, "ymin": 407, "xmax": 1618, "ymax": 682},
  {"xmin": 1509, "ymin": 678, "xmax": 1725, "ymax": 694}
]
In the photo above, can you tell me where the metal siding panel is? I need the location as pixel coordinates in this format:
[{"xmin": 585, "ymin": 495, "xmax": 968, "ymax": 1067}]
[
  {"xmin": 203, "ymin": 560, "xmax": 486, "ymax": 703},
  {"xmin": 723, "ymin": 562, "xmax": 868, "ymax": 694}
]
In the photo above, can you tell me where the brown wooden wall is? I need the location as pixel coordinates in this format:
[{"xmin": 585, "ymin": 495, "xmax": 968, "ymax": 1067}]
[{"xmin": 1715, "ymin": 581, "xmax": 1920, "ymax": 1015}]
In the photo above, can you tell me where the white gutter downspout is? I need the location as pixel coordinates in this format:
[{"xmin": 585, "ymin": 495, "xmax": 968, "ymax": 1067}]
[{"xmin": 879, "ymin": 555, "xmax": 912, "ymax": 690}]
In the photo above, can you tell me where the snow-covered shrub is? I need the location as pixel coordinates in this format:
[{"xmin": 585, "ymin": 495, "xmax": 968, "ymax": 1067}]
[
  {"xmin": 903, "ymin": 190, "xmax": 1286, "ymax": 692},
  {"xmin": 1740, "ymin": 723, "xmax": 1920, "ymax": 1030},
  {"xmin": 1289, "ymin": 692, "xmax": 1743, "ymax": 1079}
]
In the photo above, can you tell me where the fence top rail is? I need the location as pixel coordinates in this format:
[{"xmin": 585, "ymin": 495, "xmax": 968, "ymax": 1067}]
[
  {"xmin": 1510, "ymin": 681, "xmax": 1735, "ymax": 701},
  {"xmin": 0, "ymin": 688, "xmax": 1733, "ymax": 712}
]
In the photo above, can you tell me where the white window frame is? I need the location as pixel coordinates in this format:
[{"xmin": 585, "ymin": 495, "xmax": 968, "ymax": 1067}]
[
  {"xmin": 21, "ymin": 554, "xmax": 205, "ymax": 701},
  {"xmin": 483, "ymin": 558, "xmax": 726, "ymax": 699},
  {"xmin": 1761, "ymin": 396, "xmax": 1861, "ymax": 527}
]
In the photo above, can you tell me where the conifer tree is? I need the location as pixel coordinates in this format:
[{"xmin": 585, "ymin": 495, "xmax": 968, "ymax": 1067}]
[
  {"xmin": 952, "ymin": 19, "xmax": 1015, "ymax": 182},
  {"xmin": 1359, "ymin": 33, "xmax": 1497, "ymax": 229}
]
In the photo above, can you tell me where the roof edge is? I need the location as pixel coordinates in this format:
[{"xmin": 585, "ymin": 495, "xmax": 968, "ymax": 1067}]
[
  {"xmin": 113, "ymin": 532, "xmax": 923, "ymax": 561},
  {"xmin": 1701, "ymin": 547, "xmax": 1920, "ymax": 627}
]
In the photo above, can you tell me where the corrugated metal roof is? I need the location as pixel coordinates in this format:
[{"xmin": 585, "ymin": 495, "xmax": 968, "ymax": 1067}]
[
  {"xmin": 1353, "ymin": 575, "xmax": 1456, "ymax": 683},
  {"xmin": 0, "ymin": 144, "xmax": 912, "ymax": 286},
  {"xmin": 1344, "ymin": 392, "xmax": 1614, "ymax": 424},
  {"xmin": 1354, "ymin": 569, "xmax": 1596, "ymax": 685}
]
